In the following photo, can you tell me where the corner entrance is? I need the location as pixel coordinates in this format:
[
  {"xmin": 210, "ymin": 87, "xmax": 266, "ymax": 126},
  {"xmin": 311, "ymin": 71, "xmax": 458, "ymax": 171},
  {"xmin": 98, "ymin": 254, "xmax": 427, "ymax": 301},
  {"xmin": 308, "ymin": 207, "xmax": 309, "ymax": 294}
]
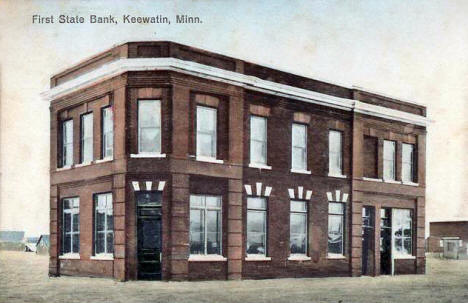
[
  {"xmin": 362, "ymin": 206, "xmax": 375, "ymax": 275},
  {"xmin": 136, "ymin": 191, "xmax": 162, "ymax": 280}
]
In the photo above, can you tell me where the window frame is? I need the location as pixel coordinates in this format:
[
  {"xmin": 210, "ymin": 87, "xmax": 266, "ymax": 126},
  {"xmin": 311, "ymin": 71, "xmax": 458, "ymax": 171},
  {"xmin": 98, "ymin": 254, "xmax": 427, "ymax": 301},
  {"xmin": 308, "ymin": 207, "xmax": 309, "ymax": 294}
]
[
  {"xmin": 137, "ymin": 99, "xmax": 162, "ymax": 154},
  {"xmin": 249, "ymin": 115, "xmax": 268, "ymax": 166},
  {"xmin": 101, "ymin": 106, "xmax": 114, "ymax": 160},
  {"xmin": 93, "ymin": 192, "xmax": 114, "ymax": 258},
  {"xmin": 189, "ymin": 195, "xmax": 223, "ymax": 256},
  {"xmin": 328, "ymin": 130, "xmax": 344, "ymax": 177},
  {"xmin": 80, "ymin": 112, "xmax": 94, "ymax": 164},
  {"xmin": 246, "ymin": 197, "xmax": 268, "ymax": 257},
  {"xmin": 327, "ymin": 201, "xmax": 345, "ymax": 257},
  {"xmin": 195, "ymin": 105, "xmax": 218, "ymax": 159},
  {"xmin": 383, "ymin": 140, "xmax": 396, "ymax": 181},
  {"xmin": 291, "ymin": 123, "xmax": 308, "ymax": 171},
  {"xmin": 289, "ymin": 200, "xmax": 308, "ymax": 256},
  {"xmin": 61, "ymin": 197, "xmax": 80, "ymax": 256},
  {"xmin": 402, "ymin": 143, "xmax": 416, "ymax": 183},
  {"xmin": 61, "ymin": 119, "xmax": 74, "ymax": 167}
]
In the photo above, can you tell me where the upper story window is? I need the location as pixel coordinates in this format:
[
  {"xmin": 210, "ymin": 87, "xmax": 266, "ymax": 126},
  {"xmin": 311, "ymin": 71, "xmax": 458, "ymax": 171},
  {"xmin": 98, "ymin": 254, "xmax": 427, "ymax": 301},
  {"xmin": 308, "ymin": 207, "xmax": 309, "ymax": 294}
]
[
  {"xmin": 94, "ymin": 193, "xmax": 113, "ymax": 256},
  {"xmin": 291, "ymin": 123, "xmax": 307, "ymax": 171},
  {"xmin": 402, "ymin": 143, "xmax": 415, "ymax": 183},
  {"xmin": 328, "ymin": 202, "xmax": 345, "ymax": 256},
  {"xmin": 290, "ymin": 200, "xmax": 308, "ymax": 255},
  {"xmin": 189, "ymin": 195, "xmax": 222, "ymax": 255},
  {"xmin": 61, "ymin": 120, "xmax": 73, "ymax": 167},
  {"xmin": 61, "ymin": 197, "xmax": 80, "ymax": 255},
  {"xmin": 101, "ymin": 107, "xmax": 113, "ymax": 159},
  {"xmin": 383, "ymin": 140, "xmax": 396, "ymax": 181},
  {"xmin": 246, "ymin": 197, "xmax": 267, "ymax": 256},
  {"xmin": 250, "ymin": 116, "xmax": 267, "ymax": 166},
  {"xmin": 138, "ymin": 100, "xmax": 161, "ymax": 154},
  {"xmin": 196, "ymin": 106, "xmax": 217, "ymax": 159},
  {"xmin": 80, "ymin": 113, "xmax": 93, "ymax": 163},
  {"xmin": 328, "ymin": 130, "xmax": 343, "ymax": 176}
]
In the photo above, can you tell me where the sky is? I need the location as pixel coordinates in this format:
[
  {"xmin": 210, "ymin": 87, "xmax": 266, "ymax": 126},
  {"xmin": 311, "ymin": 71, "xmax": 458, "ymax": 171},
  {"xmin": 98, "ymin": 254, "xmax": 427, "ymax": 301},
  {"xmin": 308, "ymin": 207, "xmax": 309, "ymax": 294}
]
[{"xmin": 0, "ymin": 0, "xmax": 467, "ymax": 236}]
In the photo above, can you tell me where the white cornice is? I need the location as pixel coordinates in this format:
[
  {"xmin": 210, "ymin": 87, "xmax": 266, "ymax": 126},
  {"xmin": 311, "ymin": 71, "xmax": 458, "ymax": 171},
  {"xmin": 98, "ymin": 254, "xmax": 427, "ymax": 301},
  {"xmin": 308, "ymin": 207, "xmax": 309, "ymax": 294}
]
[{"xmin": 41, "ymin": 58, "xmax": 428, "ymax": 126}]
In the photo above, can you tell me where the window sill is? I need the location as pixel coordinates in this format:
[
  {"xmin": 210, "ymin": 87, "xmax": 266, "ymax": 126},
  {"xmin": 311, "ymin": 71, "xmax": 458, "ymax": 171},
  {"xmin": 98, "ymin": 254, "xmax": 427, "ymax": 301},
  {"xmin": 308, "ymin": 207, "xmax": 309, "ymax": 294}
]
[
  {"xmin": 59, "ymin": 254, "xmax": 80, "ymax": 260},
  {"xmin": 95, "ymin": 157, "xmax": 113, "ymax": 164},
  {"xmin": 402, "ymin": 181, "xmax": 419, "ymax": 187},
  {"xmin": 328, "ymin": 173, "xmax": 347, "ymax": 179},
  {"xmin": 188, "ymin": 255, "xmax": 227, "ymax": 262},
  {"xmin": 291, "ymin": 169, "xmax": 311, "ymax": 175},
  {"xmin": 245, "ymin": 255, "xmax": 271, "ymax": 261},
  {"xmin": 383, "ymin": 179, "xmax": 402, "ymax": 184},
  {"xmin": 288, "ymin": 255, "xmax": 311, "ymax": 261},
  {"xmin": 75, "ymin": 162, "xmax": 92, "ymax": 168},
  {"xmin": 90, "ymin": 254, "xmax": 114, "ymax": 261},
  {"xmin": 362, "ymin": 177, "xmax": 383, "ymax": 182},
  {"xmin": 195, "ymin": 156, "xmax": 224, "ymax": 164},
  {"xmin": 327, "ymin": 254, "xmax": 346, "ymax": 259},
  {"xmin": 130, "ymin": 153, "xmax": 166, "ymax": 158},
  {"xmin": 394, "ymin": 255, "xmax": 416, "ymax": 260},
  {"xmin": 248, "ymin": 163, "xmax": 272, "ymax": 170},
  {"xmin": 56, "ymin": 165, "xmax": 72, "ymax": 171}
]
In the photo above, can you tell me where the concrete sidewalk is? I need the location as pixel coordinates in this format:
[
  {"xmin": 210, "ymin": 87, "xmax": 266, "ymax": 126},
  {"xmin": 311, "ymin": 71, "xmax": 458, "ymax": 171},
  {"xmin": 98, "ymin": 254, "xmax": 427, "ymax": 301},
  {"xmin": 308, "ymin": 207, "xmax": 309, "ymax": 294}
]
[{"xmin": 1, "ymin": 251, "xmax": 468, "ymax": 303}]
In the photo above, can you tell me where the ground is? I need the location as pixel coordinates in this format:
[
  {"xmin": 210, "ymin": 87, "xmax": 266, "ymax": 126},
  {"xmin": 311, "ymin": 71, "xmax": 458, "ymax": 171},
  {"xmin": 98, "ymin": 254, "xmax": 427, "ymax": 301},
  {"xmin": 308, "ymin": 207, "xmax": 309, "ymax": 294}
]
[{"xmin": 1, "ymin": 251, "xmax": 468, "ymax": 303}]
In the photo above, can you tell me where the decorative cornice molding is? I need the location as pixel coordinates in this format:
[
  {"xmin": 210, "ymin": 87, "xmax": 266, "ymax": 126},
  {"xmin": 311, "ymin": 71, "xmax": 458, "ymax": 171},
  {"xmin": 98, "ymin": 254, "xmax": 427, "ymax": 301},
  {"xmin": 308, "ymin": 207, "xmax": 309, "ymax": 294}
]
[{"xmin": 42, "ymin": 58, "xmax": 429, "ymax": 126}]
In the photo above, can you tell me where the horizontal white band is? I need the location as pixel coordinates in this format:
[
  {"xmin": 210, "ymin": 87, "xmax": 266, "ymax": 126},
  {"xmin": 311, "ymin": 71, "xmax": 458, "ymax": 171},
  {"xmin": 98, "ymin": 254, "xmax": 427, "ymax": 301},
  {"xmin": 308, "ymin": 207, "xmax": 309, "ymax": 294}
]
[{"xmin": 42, "ymin": 58, "xmax": 429, "ymax": 126}]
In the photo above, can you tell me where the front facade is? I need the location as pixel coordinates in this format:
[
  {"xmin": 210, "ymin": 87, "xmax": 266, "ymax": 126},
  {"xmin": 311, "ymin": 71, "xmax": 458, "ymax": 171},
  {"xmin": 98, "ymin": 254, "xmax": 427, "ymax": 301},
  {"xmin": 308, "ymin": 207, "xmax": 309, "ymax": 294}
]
[{"xmin": 46, "ymin": 42, "xmax": 427, "ymax": 281}]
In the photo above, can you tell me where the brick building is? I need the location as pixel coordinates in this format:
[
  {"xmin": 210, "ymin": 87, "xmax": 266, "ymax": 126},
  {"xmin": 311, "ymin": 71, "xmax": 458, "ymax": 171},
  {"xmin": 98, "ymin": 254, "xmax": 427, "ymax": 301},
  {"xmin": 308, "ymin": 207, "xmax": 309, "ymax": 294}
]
[
  {"xmin": 427, "ymin": 221, "xmax": 468, "ymax": 258},
  {"xmin": 44, "ymin": 41, "xmax": 428, "ymax": 280}
]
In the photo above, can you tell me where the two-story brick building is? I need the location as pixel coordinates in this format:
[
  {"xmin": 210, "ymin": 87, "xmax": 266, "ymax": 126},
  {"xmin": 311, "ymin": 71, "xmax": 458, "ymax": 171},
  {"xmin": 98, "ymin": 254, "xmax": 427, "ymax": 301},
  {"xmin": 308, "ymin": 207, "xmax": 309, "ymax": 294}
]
[{"xmin": 43, "ymin": 41, "xmax": 428, "ymax": 280}]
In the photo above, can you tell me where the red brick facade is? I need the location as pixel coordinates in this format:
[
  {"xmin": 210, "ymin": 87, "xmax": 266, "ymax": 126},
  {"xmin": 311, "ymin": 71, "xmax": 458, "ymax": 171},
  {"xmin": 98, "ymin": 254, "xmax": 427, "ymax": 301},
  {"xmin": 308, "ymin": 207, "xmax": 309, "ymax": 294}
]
[{"xmin": 47, "ymin": 42, "xmax": 427, "ymax": 281}]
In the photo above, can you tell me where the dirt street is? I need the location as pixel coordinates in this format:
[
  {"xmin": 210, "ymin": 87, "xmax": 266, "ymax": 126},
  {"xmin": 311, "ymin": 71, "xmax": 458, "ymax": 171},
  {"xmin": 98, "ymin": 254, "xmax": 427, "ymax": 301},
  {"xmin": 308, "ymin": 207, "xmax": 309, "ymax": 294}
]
[{"xmin": 1, "ymin": 251, "xmax": 468, "ymax": 303}]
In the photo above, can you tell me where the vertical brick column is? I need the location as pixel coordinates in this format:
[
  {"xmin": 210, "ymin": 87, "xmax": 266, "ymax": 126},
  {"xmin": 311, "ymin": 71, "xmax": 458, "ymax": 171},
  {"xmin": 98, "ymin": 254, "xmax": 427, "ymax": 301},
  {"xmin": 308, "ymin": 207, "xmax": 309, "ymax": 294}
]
[
  {"xmin": 416, "ymin": 196, "xmax": 426, "ymax": 274},
  {"xmin": 113, "ymin": 173, "xmax": 126, "ymax": 281},
  {"xmin": 49, "ymin": 185, "xmax": 59, "ymax": 276},
  {"xmin": 227, "ymin": 179, "xmax": 243, "ymax": 280},
  {"xmin": 350, "ymin": 190, "xmax": 362, "ymax": 277},
  {"xmin": 170, "ymin": 173, "xmax": 190, "ymax": 280}
]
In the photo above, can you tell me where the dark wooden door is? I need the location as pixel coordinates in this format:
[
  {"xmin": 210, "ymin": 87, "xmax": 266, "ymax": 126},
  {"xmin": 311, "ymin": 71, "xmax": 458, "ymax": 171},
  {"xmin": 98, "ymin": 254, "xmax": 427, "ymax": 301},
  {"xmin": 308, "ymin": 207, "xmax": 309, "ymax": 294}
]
[
  {"xmin": 362, "ymin": 206, "xmax": 375, "ymax": 275},
  {"xmin": 380, "ymin": 208, "xmax": 392, "ymax": 275},
  {"xmin": 136, "ymin": 191, "xmax": 163, "ymax": 280}
]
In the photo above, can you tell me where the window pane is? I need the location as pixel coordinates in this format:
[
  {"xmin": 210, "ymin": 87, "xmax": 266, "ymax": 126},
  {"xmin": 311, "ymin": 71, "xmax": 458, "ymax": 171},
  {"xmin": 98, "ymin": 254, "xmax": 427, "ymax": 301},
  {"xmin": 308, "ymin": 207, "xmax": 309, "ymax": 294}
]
[
  {"xmin": 292, "ymin": 124, "xmax": 306, "ymax": 148},
  {"xmin": 63, "ymin": 234, "xmax": 71, "ymax": 254},
  {"xmin": 106, "ymin": 232, "xmax": 114, "ymax": 254},
  {"xmin": 140, "ymin": 128, "xmax": 160, "ymax": 153},
  {"xmin": 292, "ymin": 146, "xmax": 307, "ymax": 170},
  {"xmin": 329, "ymin": 131, "xmax": 342, "ymax": 152},
  {"xmin": 393, "ymin": 209, "xmax": 412, "ymax": 256},
  {"xmin": 206, "ymin": 210, "xmax": 221, "ymax": 254},
  {"xmin": 72, "ymin": 234, "xmax": 80, "ymax": 253},
  {"xmin": 290, "ymin": 213, "xmax": 307, "ymax": 254},
  {"xmin": 328, "ymin": 214, "xmax": 343, "ymax": 254},
  {"xmin": 403, "ymin": 238, "xmax": 412, "ymax": 255},
  {"xmin": 206, "ymin": 196, "xmax": 221, "ymax": 208},
  {"xmin": 81, "ymin": 114, "xmax": 93, "ymax": 163},
  {"xmin": 96, "ymin": 232, "xmax": 105, "ymax": 254},
  {"xmin": 197, "ymin": 106, "xmax": 216, "ymax": 132},
  {"xmin": 329, "ymin": 131, "xmax": 342, "ymax": 175},
  {"xmin": 383, "ymin": 141, "xmax": 395, "ymax": 180},
  {"xmin": 250, "ymin": 116, "xmax": 266, "ymax": 141},
  {"xmin": 196, "ymin": 133, "xmax": 215, "ymax": 157},
  {"xmin": 250, "ymin": 141, "xmax": 267, "ymax": 164},
  {"xmin": 62, "ymin": 120, "xmax": 73, "ymax": 166},
  {"xmin": 247, "ymin": 210, "xmax": 266, "ymax": 254},
  {"xmin": 291, "ymin": 201, "xmax": 307, "ymax": 212},
  {"xmin": 96, "ymin": 209, "xmax": 105, "ymax": 232},
  {"xmin": 190, "ymin": 195, "xmax": 204, "ymax": 208},
  {"xmin": 64, "ymin": 213, "xmax": 71, "ymax": 234},
  {"xmin": 72, "ymin": 213, "xmax": 80, "ymax": 232},
  {"xmin": 102, "ymin": 107, "xmax": 113, "ymax": 158},
  {"xmin": 190, "ymin": 209, "xmax": 204, "ymax": 254},
  {"xmin": 402, "ymin": 143, "xmax": 414, "ymax": 182},
  {"xmin": 247, "ymin": 197, "xmax": 266, "ymax": 210},
  {"xmin": 328, "ymin": 203, "xmax": 344, "ymax": 214},
  {"xmin": 136, "ymin": 192, "xmax": 162, "ymax": 206}
]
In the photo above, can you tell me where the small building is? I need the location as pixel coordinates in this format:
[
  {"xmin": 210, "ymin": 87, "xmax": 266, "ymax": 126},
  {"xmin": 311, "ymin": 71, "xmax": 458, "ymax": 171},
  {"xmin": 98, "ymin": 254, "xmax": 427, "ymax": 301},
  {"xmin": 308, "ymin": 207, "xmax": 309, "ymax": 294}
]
[
  {"xmin": 0, "ymin": 231, "xmax": 25, "ymax": 251},
  {"xmin": 36, "ymin": 235, "xmax": 50, "ymax": 255},
  {"xmin": 24, "ymin": 237, "xmax": 38, "ymax": 252},
  {"xmin": 43, "ymin": 41, "xmax": 428, "ymax": 281},
  {"xmin": 427, "ymin": 221, "xmax": 468, "ymax": 259}
]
